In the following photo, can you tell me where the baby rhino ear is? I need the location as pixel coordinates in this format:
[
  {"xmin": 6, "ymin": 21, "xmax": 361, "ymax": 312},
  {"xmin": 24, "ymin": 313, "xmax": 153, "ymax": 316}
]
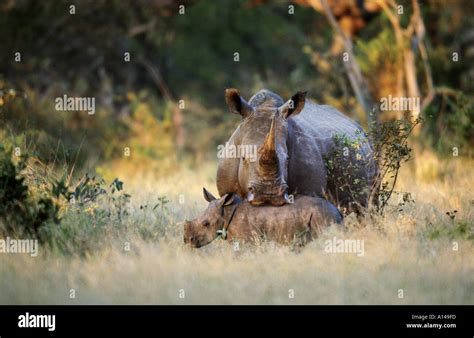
[
  {"xmin": 279, "ymin": 91, "xmax": 307, "ymax": 119},
  {"xmin": 203, "ymin": 187, "xmax": 217, "ymax": 202},
  {"xmin": 220, "ymin": 192, "xmax": 236, "ymax": 207}
]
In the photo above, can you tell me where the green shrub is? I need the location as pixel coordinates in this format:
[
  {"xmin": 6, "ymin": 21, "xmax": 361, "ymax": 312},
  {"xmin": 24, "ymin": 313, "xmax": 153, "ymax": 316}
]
[
  {"xmin": 369, "ymin": 118, "xmax": 420, "ymax": 211},
  {"xmin": 0, "ymin": 136, "xmax": 61, "ymax": 236}
]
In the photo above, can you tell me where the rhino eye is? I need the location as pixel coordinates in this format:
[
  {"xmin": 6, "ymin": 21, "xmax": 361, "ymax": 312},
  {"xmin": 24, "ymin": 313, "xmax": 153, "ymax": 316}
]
[{"xmin": 202, "ymin": 220, "xmax": 210, "ymax": 227}]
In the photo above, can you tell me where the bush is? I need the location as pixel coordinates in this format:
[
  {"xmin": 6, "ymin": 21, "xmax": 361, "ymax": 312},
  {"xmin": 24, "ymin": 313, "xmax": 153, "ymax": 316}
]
[
  {"xmin": 325, "ymin": 118, "xmax": 420, "ymax": 214},
  {"xmin": 369, "ymin": 118, "xmax": 421, "ymax": 211},
  {"xmin": 0, "ymin": 135, "xmax": 62, "ymax": 236}
]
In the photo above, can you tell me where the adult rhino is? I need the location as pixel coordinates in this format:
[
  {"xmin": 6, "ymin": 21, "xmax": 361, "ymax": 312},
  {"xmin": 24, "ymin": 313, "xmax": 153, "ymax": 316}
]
[{"xmin": 216, "ymin": 88, "xmax": 378, "ymax": 212}]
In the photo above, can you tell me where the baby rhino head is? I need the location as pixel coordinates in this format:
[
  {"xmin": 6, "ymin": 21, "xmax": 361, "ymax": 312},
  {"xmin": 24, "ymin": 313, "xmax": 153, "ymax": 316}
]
[{"xmin": 183, "ymin": 188, "xmax": 237, "ymax": 248}]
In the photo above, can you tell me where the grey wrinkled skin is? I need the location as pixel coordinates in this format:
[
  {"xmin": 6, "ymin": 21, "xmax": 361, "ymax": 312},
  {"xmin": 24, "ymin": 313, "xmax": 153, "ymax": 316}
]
[
  {"xmin": 183, "ymin": 188, "xmax": 342, "ymax": 248},
  {"xmin": 217, "ymin": 88, "xmax": 378, "ymax": 212}
]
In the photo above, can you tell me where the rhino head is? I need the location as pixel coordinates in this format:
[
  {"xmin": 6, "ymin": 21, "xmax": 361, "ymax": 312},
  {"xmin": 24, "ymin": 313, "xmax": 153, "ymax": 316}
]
[
  {"xmin": 184, "ymin": 188, "xmax": 237, "ymax": 248},
  {"xmin": 220, "ymin": 88, "xmax": 306, "ymax": 206}
]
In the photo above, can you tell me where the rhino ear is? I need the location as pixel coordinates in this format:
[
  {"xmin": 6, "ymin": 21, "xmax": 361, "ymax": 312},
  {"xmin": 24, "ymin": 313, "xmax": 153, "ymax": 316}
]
[
  {"xmin": 220, "ymin": 192, "xmax": 236, "ymax": 207},
  {"xmin": 203, "ymin": 187, "xmax": 217, "ymax": 202},
  {"xmin": 279, "ymin": 91, "xmax": 307, "ymax": 119},
  {"xmin": 225, "ymin": 88, "xmax": 254, "ymax": 118}
]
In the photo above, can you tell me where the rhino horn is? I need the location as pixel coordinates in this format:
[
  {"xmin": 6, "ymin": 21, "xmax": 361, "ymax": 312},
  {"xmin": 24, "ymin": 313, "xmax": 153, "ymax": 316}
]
[
  {"xmin": 259, "ymin": 114, "xmax": 279, "ymax": 172},
  {"xmin": 265, "ymin": 113, "xmax": 277, "ymax": 151}
]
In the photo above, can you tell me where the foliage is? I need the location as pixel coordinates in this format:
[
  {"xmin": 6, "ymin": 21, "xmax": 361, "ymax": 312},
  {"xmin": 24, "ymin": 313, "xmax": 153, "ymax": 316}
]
[
  {"xmin": 369, "ymin": 118, "xmax": 420, "ymax": 211},
  {"xmin": 422, "ymin": 90, "xmax": 474, "ymax": 156},
  {"xmin": 325, "ymin": 117, "xmax": 420, "ymax": 213},
  {"xmin": 356, "ymin": 27, "xmax": 399, "ymax": 101},
  {"xmin": 0, "ymin": 135, "xmax": 63, "ymax": 236}
]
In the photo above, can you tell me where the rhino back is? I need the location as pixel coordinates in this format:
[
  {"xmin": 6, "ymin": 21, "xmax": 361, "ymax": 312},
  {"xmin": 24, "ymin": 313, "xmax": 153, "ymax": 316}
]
[{"xmin": 231, "ymin": 196, "xmax": 340, "ymax": 244}]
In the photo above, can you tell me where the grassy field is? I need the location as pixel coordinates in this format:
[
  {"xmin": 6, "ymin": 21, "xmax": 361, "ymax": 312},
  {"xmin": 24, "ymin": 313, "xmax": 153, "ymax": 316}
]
[{"xmin": 0, "ymin": 152, "xmax": 473, "ymax": 305}]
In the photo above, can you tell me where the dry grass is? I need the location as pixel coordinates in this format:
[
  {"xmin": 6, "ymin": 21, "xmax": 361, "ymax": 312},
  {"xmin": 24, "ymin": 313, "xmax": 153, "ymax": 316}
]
[{"xmin": 0, "ymin": 153, "xmax": 473, "ymax": 305}]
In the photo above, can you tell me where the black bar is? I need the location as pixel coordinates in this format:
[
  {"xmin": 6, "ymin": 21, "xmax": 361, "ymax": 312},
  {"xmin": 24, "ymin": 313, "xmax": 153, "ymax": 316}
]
[{"xmin": 0, "ymin": 305, "xmax": 472, "ymax": 337}]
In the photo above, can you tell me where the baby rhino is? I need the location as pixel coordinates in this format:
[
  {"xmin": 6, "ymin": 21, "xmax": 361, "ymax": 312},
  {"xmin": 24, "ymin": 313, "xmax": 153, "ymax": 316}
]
[{"xmin": 184, "ymin": 188, "xmax": 342, "ymax": 248}]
